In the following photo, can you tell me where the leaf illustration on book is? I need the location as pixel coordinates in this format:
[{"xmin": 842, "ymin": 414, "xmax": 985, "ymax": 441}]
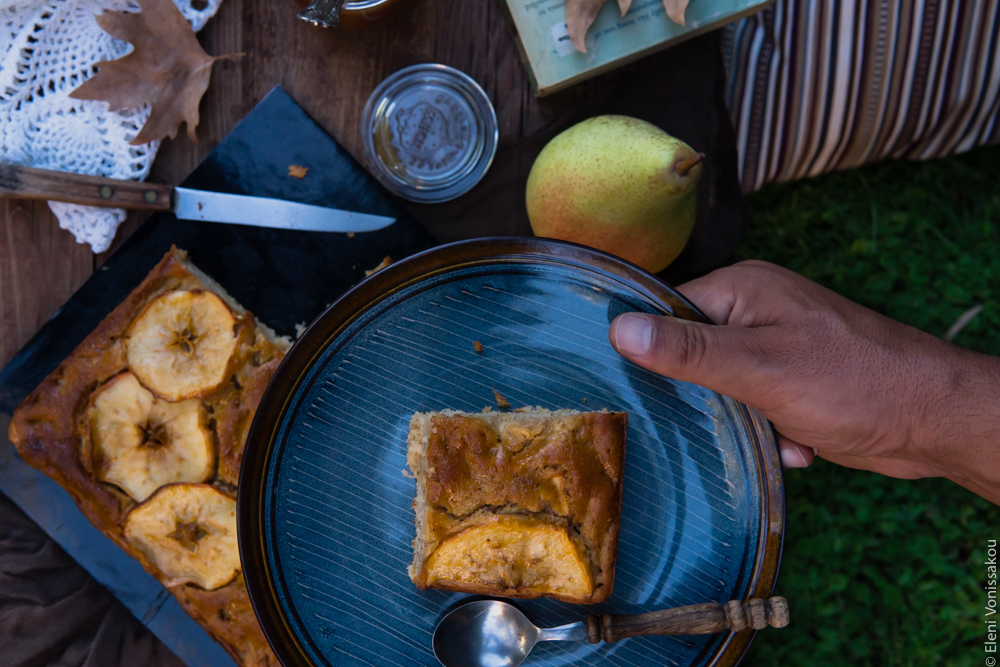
[
  {"xmin": 663, "ymin": 0, "xmax": 690, "ymax": 26},
  {"xmin": 69, "ymin": 0, "xmax": 239, "ymax": 146}
]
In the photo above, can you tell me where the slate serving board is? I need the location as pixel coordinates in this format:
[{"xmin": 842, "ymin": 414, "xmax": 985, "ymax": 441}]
[{"xmin": 0, "ymin": 86, "xmax": 436, "ymax": 666}]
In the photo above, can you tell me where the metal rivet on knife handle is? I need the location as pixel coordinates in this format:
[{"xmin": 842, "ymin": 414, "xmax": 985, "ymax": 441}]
[{"xmin": 100, "ymin": 185, "xmax": 114, "ymax": 199}]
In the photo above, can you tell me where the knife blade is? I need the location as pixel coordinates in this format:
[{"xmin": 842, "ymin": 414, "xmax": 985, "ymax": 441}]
[
  {"xmin": 0, "ymin": 163, "xmax": 395, "ymax": 233},
  {"xmin": 170, "ymin": 188, "xmax": 393, "ymax": 232}
]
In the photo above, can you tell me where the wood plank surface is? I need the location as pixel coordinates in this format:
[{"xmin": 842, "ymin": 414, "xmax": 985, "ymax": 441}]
[
  {"xmin": 3, "ymin": 1, "xmax": 535, "ymax": 366},
  {"xmin": 2, "ymin": 0, "xmax": 743, "ymax": 366},
  {"xmin": 0, "ymin": 199, "xmax": 93, "ymax": 365}
]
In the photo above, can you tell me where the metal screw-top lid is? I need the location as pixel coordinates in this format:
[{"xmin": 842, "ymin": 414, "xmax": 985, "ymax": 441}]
[
  {"xmin": 297, "ymin": 0, "xmax": 347, "ymax": 28},
  {"xmin": 362, "ymin": 64, "xmax": 498, "ymax": 203}
]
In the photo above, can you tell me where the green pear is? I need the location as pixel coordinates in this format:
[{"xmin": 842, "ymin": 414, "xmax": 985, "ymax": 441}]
[{"xmin": 525, "ymin": 115, "xmax": 703, "ymax": 273}]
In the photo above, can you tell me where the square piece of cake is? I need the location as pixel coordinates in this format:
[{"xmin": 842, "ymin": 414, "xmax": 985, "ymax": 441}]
[
  {"xmin": 8, "ymin": 247, "xmax": 287, "ymax": 666},
  {"xmin": 407, "ymin": 408, "xmax": 627, "ymax": 604}
]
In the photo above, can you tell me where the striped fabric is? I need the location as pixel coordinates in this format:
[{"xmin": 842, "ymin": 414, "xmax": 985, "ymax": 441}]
[{"xmin": 724, "ymin": 0, "xmax": 1000, "ymax": 192}]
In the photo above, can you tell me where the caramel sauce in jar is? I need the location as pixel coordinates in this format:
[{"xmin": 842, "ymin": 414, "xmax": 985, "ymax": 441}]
[{"xmin": 339, "ymin": 0, "xmax": 401, "ymax": 28}]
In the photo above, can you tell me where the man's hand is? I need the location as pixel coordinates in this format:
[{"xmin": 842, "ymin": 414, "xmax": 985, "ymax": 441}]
[{"xmin": 608, "ymin": 260, "xmax": 1000, "ymax": 504}]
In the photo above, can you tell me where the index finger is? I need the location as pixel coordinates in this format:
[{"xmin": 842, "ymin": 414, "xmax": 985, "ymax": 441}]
[{"xmin": 675, "ymin": 270, "xmax": 740, "ymax": 325}]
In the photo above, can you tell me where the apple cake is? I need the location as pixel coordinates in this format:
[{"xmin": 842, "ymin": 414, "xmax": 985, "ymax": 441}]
[
  {"xmin": 8, "ymin": 246, "xmax": 289, "ymax": 666},
  {"xmin": 407, "ymin": 408, "xmax": 627, "ymax": 604}
]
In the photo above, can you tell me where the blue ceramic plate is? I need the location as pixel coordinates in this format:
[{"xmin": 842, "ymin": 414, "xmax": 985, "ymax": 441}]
[{"xmin": 239, "ymin": 238, "xmax": 784, "ymax": 667}]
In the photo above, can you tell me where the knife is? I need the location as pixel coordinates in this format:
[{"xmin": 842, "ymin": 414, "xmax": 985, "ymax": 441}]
[{"xmin": 0, "ymin": 163, "xmax": 395, "ymax": 233}]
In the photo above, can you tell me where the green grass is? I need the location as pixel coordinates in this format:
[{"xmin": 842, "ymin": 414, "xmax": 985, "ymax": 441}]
[{"xmin": 739, "ymin": 146, "xmax": 1000, "ymax": 666}]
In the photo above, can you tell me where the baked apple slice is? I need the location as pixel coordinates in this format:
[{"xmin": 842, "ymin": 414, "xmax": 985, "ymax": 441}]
[
  {"xmin": 126, "ymin": 290, "xmax": 240, "ymax": 401},
  {"xmin": 124, "ymin": 483, "xmax": 240, "ymax": 590},
  {"xmin": 89, "ymin": 372, "xmax": 214, "ymax": 502},
  {"xmin": 424, "ymin": 515, "xmax": 592, "ymax": 598}
]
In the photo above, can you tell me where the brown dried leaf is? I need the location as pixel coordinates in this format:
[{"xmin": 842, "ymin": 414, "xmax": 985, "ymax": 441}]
[
  {"xmin": 663, "ymin": 0, "xmax": 690, "ymax": 26},
  {"xmin": 565, "ymin": 0, "xmax": 607, "ymax": 53},
  {"xmin": 69, "ymin": 0, "xmax": 237, "ymax": 145}
]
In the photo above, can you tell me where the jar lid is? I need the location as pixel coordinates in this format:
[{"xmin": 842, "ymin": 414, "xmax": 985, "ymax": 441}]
[{"xmin": 362, "ymin": 64, "xmax": 498, "ymax": 203}]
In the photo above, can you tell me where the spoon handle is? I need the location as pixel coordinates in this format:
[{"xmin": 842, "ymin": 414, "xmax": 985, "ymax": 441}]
[{"xmin": 585, "ymin": 596, "xmax": 789, "ymax": 643}]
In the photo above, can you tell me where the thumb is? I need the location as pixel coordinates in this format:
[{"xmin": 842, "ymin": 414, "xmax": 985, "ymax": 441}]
[{"xmin": 608, "ymin": 312, "xmax": 770, "ymax": 404}]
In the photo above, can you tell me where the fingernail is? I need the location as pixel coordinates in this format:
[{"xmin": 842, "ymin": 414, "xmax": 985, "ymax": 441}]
[
  {"xmin": 613, "ymin": 314, "xmax": 653, "ymax": 357},
  {"xmin": 780, "ymin": 446, "xmax": 809, "ymax": 469}
]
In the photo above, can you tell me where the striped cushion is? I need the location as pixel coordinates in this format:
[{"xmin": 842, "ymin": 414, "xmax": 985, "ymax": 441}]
[{"xmin": 724, "ymin": 0, "xmax": 1000, "ymax": 192}]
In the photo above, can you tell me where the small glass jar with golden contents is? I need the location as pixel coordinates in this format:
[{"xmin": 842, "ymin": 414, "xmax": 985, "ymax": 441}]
[
  {"xmin": 361, "ymin": 64, "xmax": 499, "ymax": 203},
  {"xmin": 296, "ymin": 0, "xmax": 402, "ymax": 30}
]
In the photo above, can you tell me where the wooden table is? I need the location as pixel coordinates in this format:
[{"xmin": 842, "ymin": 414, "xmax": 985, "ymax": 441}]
[
  {"xmin": 0, "ymin": 0, "xmax": 744, "ymax": 366},
  {"xmin": 0, "ymin": 2, "xmax": 498, "ymax": 364},
  {"xmin": 0, "ymin": 5, "xmax": 749, "ymax": 661}
]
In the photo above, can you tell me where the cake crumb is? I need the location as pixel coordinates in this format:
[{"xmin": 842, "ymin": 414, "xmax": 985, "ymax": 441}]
[
  {"xmin": 473, "ymin": 340, "xmax": 484, "ymax": 353},
  {"xmin": 481, "ymin": 406, "xmax": 492, "ymax": 413},
  {"xmin": 294, "ymin": 321, "xmax": 308, "ymax": 339},
  {"xmin": 582, "ymin": 397, "xmax": 588, "ymax": 403},
  {"xmin": 346, "ymin": 232, "xmax": 355, "ymax": 238},
  {"xmin": 402, "ymin": 468, "xmax": 415, "ymax": 479},
  {"xmin": 365, "ymin": 256, "xmax": 393, "ymax": 277},
  {"xmin": 493, "ymin": 389, "xmax": 510, "ymax": 409},
  {"xmin": 288, "ymin": 164, "xmax": 309, "ymax": 179}
]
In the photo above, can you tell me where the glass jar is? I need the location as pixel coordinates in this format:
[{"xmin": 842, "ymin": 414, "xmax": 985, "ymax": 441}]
[
  {"xmin": 361, "ymin": 64, "xmax": 499, "ymax": 203},
  {"xmin": 295, "ymin": 0, "xmax": 402, "ymax": 30}
]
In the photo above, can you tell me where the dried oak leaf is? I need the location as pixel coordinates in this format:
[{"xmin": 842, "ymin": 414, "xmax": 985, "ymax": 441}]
[
  {"xmin": 69, "ymin": 0, "xmax": 238, "ymax": 146},
  {"xmin": 566, "ymin": 0, "xmax": 608, "ymax": 53},
  {"xmin": 566, "ymin": 0, "xmax": 689, "ymax": 53},
  {"xmin": 662, "ymin": 0, "xmax": 690, "ymax": 26}
]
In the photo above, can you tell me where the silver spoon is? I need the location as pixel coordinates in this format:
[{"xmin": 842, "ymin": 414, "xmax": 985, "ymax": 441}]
[{"xmin": 432, "ymin": 597, "xmax": 789, "ymax": 667}]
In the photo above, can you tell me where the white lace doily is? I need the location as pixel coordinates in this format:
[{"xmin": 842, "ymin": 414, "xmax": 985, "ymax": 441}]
[{"xmin": 0, "ymin": 0, "xmax": 223, "ymax": 252}]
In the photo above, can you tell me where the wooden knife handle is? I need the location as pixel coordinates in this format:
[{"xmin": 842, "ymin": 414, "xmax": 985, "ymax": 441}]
[
  {"xmin": 585, "ymin": 597, "xmax": 789, "ymax": 644},
  {"xmin": 0, "ymin": 163, "xmax": 173, "ymax": 210}
]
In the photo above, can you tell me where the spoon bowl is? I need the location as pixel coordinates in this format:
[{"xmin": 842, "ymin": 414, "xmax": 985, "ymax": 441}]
[{"xmin": 433, "ymin": 600, "xmax": 539, "ymax": 667}]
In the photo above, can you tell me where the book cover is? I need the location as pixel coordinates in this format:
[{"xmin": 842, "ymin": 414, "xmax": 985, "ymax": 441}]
[{"xmin": 504, "ymin": 0, "xmax": 772, "ymax": 96}]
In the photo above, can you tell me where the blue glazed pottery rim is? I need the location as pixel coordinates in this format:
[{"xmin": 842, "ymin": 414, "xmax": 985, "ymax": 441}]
[{"xmin": 238, "ymin": 237, "xmax": 785, "ymax": 667}]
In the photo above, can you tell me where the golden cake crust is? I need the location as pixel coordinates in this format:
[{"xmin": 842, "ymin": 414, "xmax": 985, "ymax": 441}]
[
  {"xmin": 408, "ymin": 408, "xmax": 627, "ymax": 604},
  {"xmin": 8, "ymin": 247, "xmax": 285, "ymax": 666}
]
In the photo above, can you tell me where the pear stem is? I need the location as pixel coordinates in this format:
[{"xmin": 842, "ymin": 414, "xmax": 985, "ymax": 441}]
[{"xmin": 675, "ymin": 153, "xmax": 705, "ymax": 177}]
